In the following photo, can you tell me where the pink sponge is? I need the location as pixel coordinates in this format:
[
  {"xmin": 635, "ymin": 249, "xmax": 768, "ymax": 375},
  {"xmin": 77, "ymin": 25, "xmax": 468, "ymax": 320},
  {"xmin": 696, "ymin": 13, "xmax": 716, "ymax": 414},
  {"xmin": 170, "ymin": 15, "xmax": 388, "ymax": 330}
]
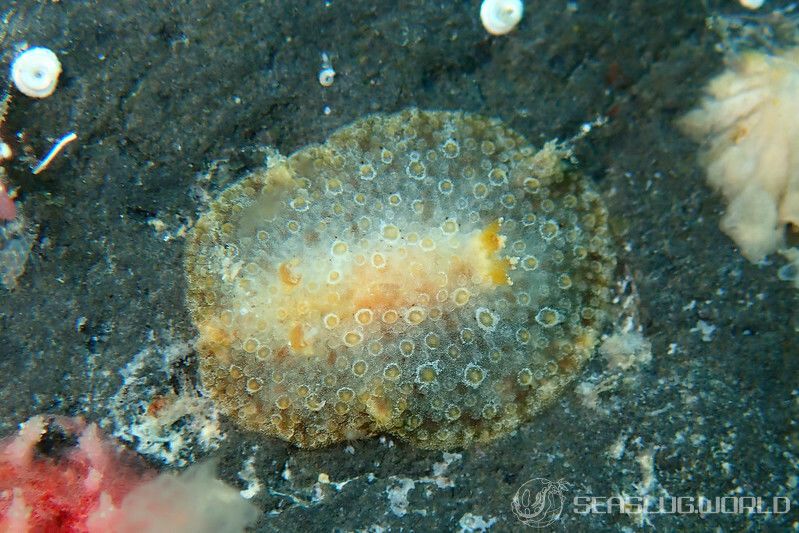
[
  {"xmin": 0, "ymin": 415, "xmax": 258, "ymax": 532},
  {"xmin": 0, "ymin": 183, "xmax": 16, "ymax": 221}
]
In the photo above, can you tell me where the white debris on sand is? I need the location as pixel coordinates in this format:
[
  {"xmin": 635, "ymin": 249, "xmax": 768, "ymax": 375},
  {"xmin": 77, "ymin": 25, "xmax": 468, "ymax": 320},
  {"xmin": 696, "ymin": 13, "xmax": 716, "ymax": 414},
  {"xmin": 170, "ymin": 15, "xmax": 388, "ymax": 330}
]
[
  {"xmin": 599, "ymin": 331, "xmax": 653, "ymax": 371},
  {"xmin": 458, "ymin": 512, "xmax": 498, "ymax": 532},
  {"xmin": 385, "ymin": 478, "xmax": 416, "ymax": 517},
  {"xmin": 105, "ymin": 339, "xmax": 224, "ymax": 466}
]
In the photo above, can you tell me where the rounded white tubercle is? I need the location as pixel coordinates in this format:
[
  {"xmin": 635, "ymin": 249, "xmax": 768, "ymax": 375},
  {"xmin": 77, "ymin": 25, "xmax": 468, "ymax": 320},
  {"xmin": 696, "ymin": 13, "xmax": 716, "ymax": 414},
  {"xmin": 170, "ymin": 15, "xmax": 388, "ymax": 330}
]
[
  {"xmin": 11, "ymin": 46, "xmax": 62, "ymax": 98},
  {"xmin": 481, "ymin": 0, "xmax": 524, "ymax": 36}
]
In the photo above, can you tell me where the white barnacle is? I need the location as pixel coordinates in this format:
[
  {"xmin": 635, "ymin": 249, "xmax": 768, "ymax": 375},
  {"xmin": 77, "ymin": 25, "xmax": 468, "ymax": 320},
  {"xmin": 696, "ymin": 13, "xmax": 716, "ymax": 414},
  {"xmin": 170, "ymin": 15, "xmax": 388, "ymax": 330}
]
[
  {"xmin": 11, "ymin": 47, "xmax": 62, "ymax": 98},
  {"xmin": 480, "ymin": 0, "xmax": 524, "ymax": 36}
]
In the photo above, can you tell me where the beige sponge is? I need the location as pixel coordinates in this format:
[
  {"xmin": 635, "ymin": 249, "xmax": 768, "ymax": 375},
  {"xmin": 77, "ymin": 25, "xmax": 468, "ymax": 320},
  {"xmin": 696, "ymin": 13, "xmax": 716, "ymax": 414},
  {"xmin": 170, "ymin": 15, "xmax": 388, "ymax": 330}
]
[{"xmin": 679, "ymin": 49, "xmax": 799, "ymax": 262}]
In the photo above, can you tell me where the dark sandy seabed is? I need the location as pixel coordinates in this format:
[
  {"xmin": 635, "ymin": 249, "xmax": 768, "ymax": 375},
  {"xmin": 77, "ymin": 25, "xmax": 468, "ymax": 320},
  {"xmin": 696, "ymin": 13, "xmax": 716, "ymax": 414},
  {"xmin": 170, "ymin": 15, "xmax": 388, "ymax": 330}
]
[{"xmin": 0, "ymin": 1, "xmax": 797, "ymax": 531}]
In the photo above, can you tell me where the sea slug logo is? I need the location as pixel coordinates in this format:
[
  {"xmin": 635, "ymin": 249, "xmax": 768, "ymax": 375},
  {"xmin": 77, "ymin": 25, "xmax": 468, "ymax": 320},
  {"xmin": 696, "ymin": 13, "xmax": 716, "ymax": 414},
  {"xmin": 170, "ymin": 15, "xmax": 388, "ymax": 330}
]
[{"xmin": 511, "ymin": 477, "xmax": 570, "ymax": 528}]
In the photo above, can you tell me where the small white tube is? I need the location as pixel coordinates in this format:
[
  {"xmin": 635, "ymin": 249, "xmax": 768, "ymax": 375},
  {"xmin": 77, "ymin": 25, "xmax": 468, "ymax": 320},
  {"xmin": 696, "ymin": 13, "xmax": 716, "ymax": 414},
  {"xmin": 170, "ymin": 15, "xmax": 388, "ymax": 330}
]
[{"xmin": 32, "ymin": 132, "xmax": 77, "ymax": 174}]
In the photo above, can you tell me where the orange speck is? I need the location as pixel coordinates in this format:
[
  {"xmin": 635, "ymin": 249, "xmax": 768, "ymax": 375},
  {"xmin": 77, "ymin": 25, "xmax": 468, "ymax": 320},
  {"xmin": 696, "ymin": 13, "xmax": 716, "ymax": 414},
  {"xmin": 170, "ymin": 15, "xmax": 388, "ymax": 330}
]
[
  {"xmin": 366, "ymin": 396, "xmax": 391, "ymax": 425},
  {"xmin": 479, "ymin": 219, "xmax": 505, "ymax": 254},
  {"xmin": 146, "ymin": 395, "xmax": 171, "ymax": 417},
  {"xmin": 199, "ymin": 322, "xmax": 234, "ymax": 346},
  {"xmin": 289, "ymin": 323, "xmax": 307, "ymax": 350},
  {"xmin": 489, "ymin": 258, "xmax": 513, "ymax": 285},
  {"xmin": 275, "ymin": 345, "xmax": 290, "ymax": 361},
  {"xmin": 731, "ymin": 124, "xmax": 749, "ymax": 144},
  {"xmin": 475, "ymin": 220, "xmax": 512, "ymax": 285},
  {"xmin": 279, "ymin": 262, "xmax": 301, "ymax": 286}
]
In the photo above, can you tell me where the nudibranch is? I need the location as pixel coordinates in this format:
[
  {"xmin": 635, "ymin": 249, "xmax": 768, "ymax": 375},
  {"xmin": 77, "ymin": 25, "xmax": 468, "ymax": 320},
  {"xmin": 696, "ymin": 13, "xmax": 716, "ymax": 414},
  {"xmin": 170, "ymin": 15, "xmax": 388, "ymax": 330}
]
[{"xmin": 185, "ymin": 109, "xmax": 617, "ymax": 449}]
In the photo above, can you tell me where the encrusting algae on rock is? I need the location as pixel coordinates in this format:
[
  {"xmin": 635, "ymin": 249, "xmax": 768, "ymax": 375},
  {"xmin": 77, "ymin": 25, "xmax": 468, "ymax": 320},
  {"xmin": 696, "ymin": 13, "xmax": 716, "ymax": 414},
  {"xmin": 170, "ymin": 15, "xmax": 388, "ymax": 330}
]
[{"xmin": 185, "ymin": 109, "xmax": 617, "ymax": 449}]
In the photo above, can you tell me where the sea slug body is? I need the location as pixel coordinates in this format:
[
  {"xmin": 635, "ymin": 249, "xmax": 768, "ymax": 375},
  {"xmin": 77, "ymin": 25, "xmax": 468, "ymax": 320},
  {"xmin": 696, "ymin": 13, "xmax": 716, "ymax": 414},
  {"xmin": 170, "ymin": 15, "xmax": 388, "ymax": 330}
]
[{"xmin": 185, "ymin": 109, "xmax": 617, "ymax": 449}]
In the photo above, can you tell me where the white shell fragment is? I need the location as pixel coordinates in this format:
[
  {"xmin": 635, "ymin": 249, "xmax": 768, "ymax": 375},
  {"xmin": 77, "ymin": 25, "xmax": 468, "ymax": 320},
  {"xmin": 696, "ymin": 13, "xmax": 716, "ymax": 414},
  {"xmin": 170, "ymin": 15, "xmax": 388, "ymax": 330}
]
[
  {"xmin": 739, "ymin": 0, "xmax": 765, "ymax": 9},
  {"xmin": 318, "ymin": 68, "xmax": 336, "ymax": 87},
  {"xmin": 480, "ymin": 0, "xmax": 524, "ymax": 36},
  {"xmin": 11, "ymin": 47, "xmax": 62, "ymax": 98},
  {"xmin": 318, "ymin": 52, "xmax": 335, "ymax": 87}
]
